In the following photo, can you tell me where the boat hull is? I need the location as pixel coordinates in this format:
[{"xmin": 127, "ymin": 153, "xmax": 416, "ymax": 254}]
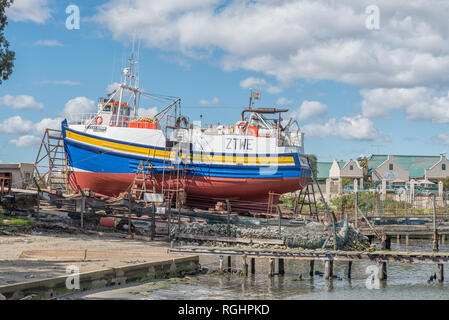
[
  {"xmin": 62, "ymin": 121, "xmax": 311, "ymax": 212},
  {"xmin": 68, "ymin": 171, "xmax": 310, "ymax": 211}
]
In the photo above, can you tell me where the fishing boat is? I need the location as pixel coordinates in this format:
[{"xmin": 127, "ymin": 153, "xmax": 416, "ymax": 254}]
[{"xmin": 62, "ymin": 55, "xmax": 311, "ymax": 212}]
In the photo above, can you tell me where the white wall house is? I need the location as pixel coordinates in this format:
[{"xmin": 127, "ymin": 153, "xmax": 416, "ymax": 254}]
[
  {"xmin": 425, "ymin": 153, "xmax": 449, "ymax": 181},
  {"xmin": 371, "ymin": 155, "xmax": 409, "ymax": 183}
]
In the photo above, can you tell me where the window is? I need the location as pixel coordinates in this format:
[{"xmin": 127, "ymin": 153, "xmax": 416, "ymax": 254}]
[
  {"xmin": 349, "ymin": 165, "xmax": 354, "ymax": 171},
  {"xmin": 389, "ymin": 163, "xmax": 394, "ymax": 170},
  {"xmin": 443, "ymin": 164, "xmax": 446, "ymax": 171}
]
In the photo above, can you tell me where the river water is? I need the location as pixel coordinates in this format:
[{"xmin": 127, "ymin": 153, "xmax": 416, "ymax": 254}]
[{"xmin": 67, "ymin": 239, "xmax": 449, "ymax": 300}]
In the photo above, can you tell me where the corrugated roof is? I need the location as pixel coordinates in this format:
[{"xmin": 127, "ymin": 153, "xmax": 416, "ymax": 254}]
[
  {"xmin": 367, "ymin": 155, "xmax": 388, "ymax": 170},
  {"xmin": 367, "ymin": 154, "xmax": 440, "ymax": 178},
  {"xmin": 317, "ymin": 162, "xmax": 332, "ymax": 179}
]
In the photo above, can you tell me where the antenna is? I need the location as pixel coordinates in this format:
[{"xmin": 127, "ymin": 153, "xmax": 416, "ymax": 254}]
[{"xmin": 248, "ymin": 88, "xmax": 253, "ymax": 110}]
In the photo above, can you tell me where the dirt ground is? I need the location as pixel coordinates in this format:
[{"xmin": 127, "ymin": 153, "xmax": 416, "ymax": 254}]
[{"xmin": 0, "ymin": 232, "xmax": 187, "ymax": 286}]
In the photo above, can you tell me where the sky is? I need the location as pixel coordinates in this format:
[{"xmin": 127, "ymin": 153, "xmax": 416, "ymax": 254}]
[{"xmin": 2, "ymin": 0, "xmax": 449, "ymax": 164}]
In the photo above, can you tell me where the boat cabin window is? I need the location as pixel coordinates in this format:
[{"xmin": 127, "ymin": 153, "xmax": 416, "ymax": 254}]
[
  {"xmin": 120, "ymin": 107, "xmax": 130, "ymax": 116},
  {"xmin": 102, "ymin": 105, "xmax": 112, "ymax": 112}
]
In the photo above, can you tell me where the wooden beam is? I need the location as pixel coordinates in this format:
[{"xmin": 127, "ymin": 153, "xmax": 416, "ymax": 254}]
[
  {"xmin": 309, "ymin": 260, "xmax": 314, "ymax": 277},
  {"xmin": 250, "ymin": 258, "xmax": 255, "ymax": 275},
  {"xmin": 378, "ymin": 262, "xmax": 387, "ymax": 281},
  {"xmin": 278, "ymin": 259, "xmax": 285, "ymax": 275},
  {"xmin": 325, "ymin": 259, "xmax": 333, "ymax": 280},
  {"xmin": 242, "ymin": 255, "xmax": 248, "ymax": 277},
  {"xmin": 219, "ymin": 255, "xmax": 224, "ymax": 274},
  {"xmin": 268, "ymin": 258, "xmax": 275, "ymax": 277},
  {"xmin": 169, "ymin": 246, "xmax": 449, "ymax": 264}
]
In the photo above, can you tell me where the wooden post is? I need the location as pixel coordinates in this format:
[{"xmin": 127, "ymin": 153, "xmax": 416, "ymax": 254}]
[
  {"xmin": 309, "ymin": 260, "xmax": 314, "ymax": 277},
  {"xmin": 151, "ymin": 203, "xmax": 156, "ymax": 240},
  {"xmin": 433, "ymin": 195, "xmax": 439, "ymax": 252},
  {"xmin": 177, "ymin": 197, "xmax": 182, "ymax": 232},
  {"xmin": 348, "ymin": 261, "xmax": 352, "ymax": 279},
  {"xmin": 278, "ymin": 259, "xmax": 285, "ymax": 275},
  {"xmin": 378, "ymin": 262, "xmax": 387, "ymax": 281},
  {"xmin": 277, "ymin": 205, "xmax": 282, "ymax": 239},
  {"xmin": 445, "ymin": 192, "xmax": 448, "ymax": 217},
  {"xmin": 219, "ymin": 256, "xmax": 224, "ymax": 274},
  {"xmin": 324, "ymin": 259, "xmax": 333, "ymax": 280},
  {"xmin": 355, "ymin": 192, "xmax": 359, "ymax": 229},
  {"xmin": 167, "ymin": 196, "xmax": 172, "ymax": 242},
  {"xmin": 242, "ymin": 255, "xmax": 248, "ymax": 277},
  {"xmin": 127, "ymin": 190, "xmax": 132, "ymax": 236},
  {"xmin": 293, "ymin": 195, "xmax": 299, "ymax": 217},
  {"xmin": 81, "ymin": 194, "xmax": 85, "ymax": 229},
  {"xmin": 405, "ymin": 234, "xmax": 409, "ymax": 246},
  {"xmin": 36, "ymin": 192, "xmax": 40, "ymax": 221},
  {"xmin": 250, "ymin": 258, "xmax": 255, "ymax": 274},
  {"xmin": 438, "ymin": 264, "xmax": 444, "ymax": 283},
  {"xmin": 381, "ymin": 234, "xmax": 391, "ymax": 250},
  {"xmin": 227, "ymin": 256, "xmax": 232, "ymax": 272},
  {"xmin": 268, "ymin": 258, "xmax": 275, "ymax": 277},
  {"xmin": 226, "ymin": 200, "xmax": 231, "ymax": 237},
  {"xmin": 397, "ymin": 234, "xmax": 400, "ymax": 245}
]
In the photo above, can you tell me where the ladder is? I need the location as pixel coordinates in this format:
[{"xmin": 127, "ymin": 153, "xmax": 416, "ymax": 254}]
[
  {"xmin": 31, "ymin": 129, "xmax": 69, "ymax": 193},
  {"xmin": 129, "ymin": 160, "xmax": 157, "ymax": 200},
  {"xmin": 295, "ymin": 182, "xmax": 319, "ymax": 219}
]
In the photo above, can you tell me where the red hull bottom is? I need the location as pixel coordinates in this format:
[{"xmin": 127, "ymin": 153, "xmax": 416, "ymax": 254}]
[{"xmin": 69, "ymin": 172, "xmax": 310, "ymax": 213}]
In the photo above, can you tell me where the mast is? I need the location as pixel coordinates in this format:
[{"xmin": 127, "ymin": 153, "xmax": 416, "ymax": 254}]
[{"xmin": 116, "ymin": 52, "xmax": 141, "ymax": 125}]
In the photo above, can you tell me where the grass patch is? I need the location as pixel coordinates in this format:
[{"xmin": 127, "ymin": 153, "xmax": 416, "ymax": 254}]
[{"xmin": 0, "ymin": 214, "xmax": 33, "ymax": 227}]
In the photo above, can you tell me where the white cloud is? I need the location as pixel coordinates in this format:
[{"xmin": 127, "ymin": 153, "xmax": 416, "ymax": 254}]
[
  {"xmin": 137, "ymin": 107, "xmax": 158, "ymax": 117},
  {"xmin": 0, "ymin": 116, "xmax": 34, "ymax": 134},
  {"xmin": 275, "ymin": 97, "xmax": 294, "ymax": 106},
  {"xmin": 62, "ymin": 97, "xmax": 96, "ymax": 117},
  {"xmin": 9, "ymin": 135, "xmax": 41, "ymax": 147},
  {"xmin": 361, "ymin": 87, "xmax": 449, "ymax": 122},
  {"xmin": 0, "ymin": 116, "xmax": 63, "ymax": 135},
  {"xmin": 239, "ymin": 77, "xmax": 282, "ymax": 94},
  {"xmin": 7, "ymin": 0, "xmax": 52, "ymax": 24},
  {"xmin": 95, "ymin": 0, "xmax": 449, "ymax": 89},
  {"xmin": 435, "ymin": 134, "xmax": 449, "ymax": 145},
  {"xmin": 106, "ymin": 82, "xmax": 121, "ymax": 95},
  {"xmin": 0, "ymin": 94, "xmax": 43, "ymax": 110},
  {"xmin": 291, "ymin": 100, "xmax": 328, "ymax": 121},
  {"xmin": 34, "ymin": 118, "xmax": 64, "ymax": 134},
  {"xmin": 198, "ymin": 97, "xmax": 220, "ymax": 106},
  {"xmin": 302, "ymin": 115, "xmax": 390, "ymax": 142},
  {"xmin": 35, "ymin": 40, "xmax": 63, "ymax": 47}
]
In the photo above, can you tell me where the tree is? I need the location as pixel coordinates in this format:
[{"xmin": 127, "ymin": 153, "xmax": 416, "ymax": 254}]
[
  {"xmin": 306, "ymin": 154, "xmax": 318, "ymax": 178},
  {"xmin": 358, "ymin": 156, "xmax": 370, "ymax": 183},
  {"xmin": 0, "ymin": 0, "xmax": 14, "ymax": 85}
]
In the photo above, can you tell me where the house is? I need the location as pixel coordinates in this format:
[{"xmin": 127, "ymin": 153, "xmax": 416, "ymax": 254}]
[
  {"xmin": 329, "ymin": 159, "xmax": 364, "ymax": 193},
  {"xmin": 316, "ymin": 161, "xmax": 332, "ymax": 192},
  {"xmin": 425, "ymin": 153, "xmax": 449, "ymax": 181},
  {"xmin": 0, "ymin": 163, "xmax": 34, "ymax": 190},
  {"xmin": 317, "ymin": 162, "xmax": 332, "ymax": 183},
  {"xmin": 368, "ymin": 154, "xmax": 441, "ymax": 182}
]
